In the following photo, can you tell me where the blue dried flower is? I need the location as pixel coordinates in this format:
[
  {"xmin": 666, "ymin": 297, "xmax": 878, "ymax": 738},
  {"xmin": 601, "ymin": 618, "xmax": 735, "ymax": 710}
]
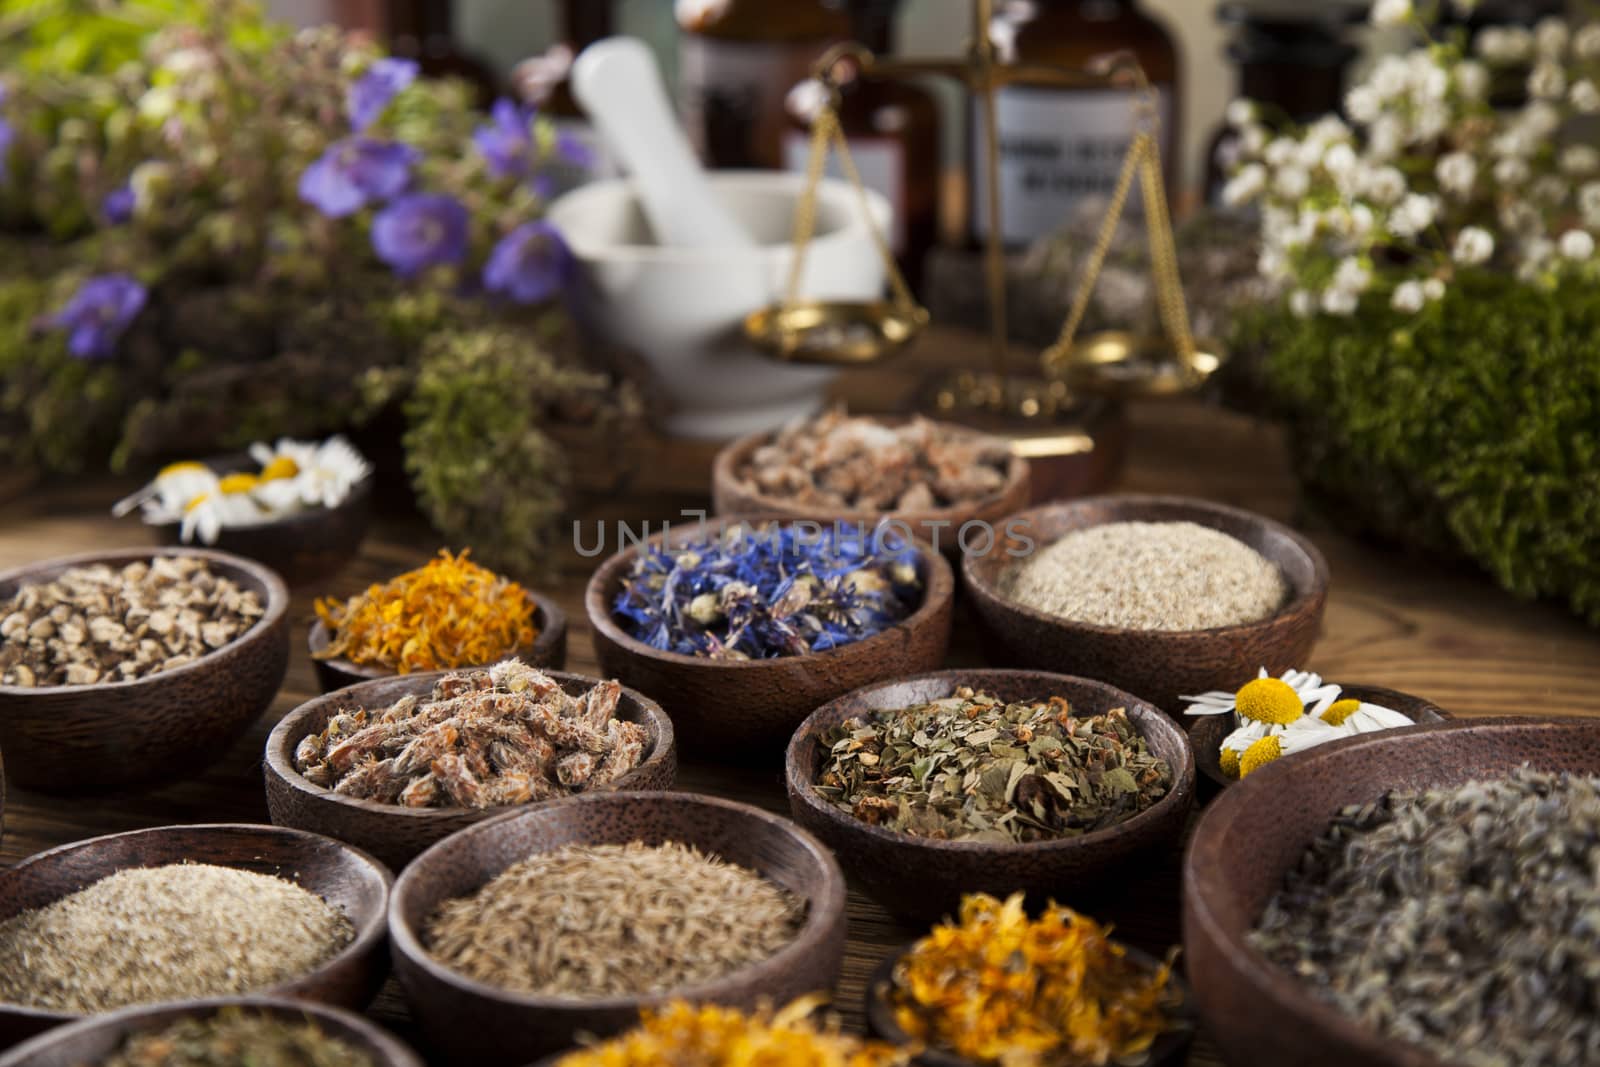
[
  {"xmin": 45, "ymin": 273, "xmax": 147, "ymax": 360},
  {"xmin": 347, "ymin": 57, "xmax": 418, "ymax": 133},
  {"xmin": 483, "ymin": 220, "xmax": 571, "ymax": 304},
  {"xmin": 372, "ymin": 193, "xmax": 469, "ymax": 277},
  {"xmin": 298, "ymin": 137, "xmax": 419, "ymax": 218}
]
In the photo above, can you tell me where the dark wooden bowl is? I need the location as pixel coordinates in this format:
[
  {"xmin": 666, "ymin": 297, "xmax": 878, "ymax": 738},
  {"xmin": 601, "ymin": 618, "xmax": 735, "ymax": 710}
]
[
  {"xmin": 148, "ymin": 458, "xmax": 373, "ymax": 587},
  {"xmin": 0, "ymin": 823, "xmax": 393, "ymax": 1049},
  {"xmin": 389, "ymin": 791, "xmax": 848, "ymax": 1067},
  {"xmin": 785, "ymin": 669, "xmax": 1196, "ymax": 921},
  {"xmin": 0, "ymin": 547, "xmax": 290, "ymax": 792},
  {"xmin": 1183, "ymin": 717, "xmax": 1600, "ymax": 1067},
  {"xmin": 963, "ymin": 495, "xmax": 1329, "ymax": 715},
  {"xmin": 586, "ymin": 515, "xmax": 955, "ymax": 754},
  {"xmin": 1190, "ymin": 684, "xmax": 1452, "ymax": 791},
  {"xmin": 265, "ymin": 670, "xmax": 678, "ymax": 870},
  {"xmin": 308, "ymin": 590, "xmax": 567, "ymax": 693},
  {"xmin": 710, "ymin": 421, "xmax": 1032, "ymax": 557},
  {"xmin": 0, "ymin": 996, "xmax": 422, "ymax": 1067},
  {"xmin": 864, "ymin": 941, "xmax": 1197, "ymax": 1067}
]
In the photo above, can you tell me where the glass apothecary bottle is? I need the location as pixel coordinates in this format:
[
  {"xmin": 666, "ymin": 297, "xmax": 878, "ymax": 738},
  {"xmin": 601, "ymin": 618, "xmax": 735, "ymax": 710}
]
[{"xmin": 970, "ymin": 0, "xmax": 1180, "ymax": 249}]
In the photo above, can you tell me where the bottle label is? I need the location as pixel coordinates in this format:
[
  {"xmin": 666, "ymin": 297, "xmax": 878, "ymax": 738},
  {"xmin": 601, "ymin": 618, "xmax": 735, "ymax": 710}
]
[
  {"xmin": 782, "ymin": 130, "xmax": 906, "ymax": 253},
  {"xmin": 545, "ymin": 117, "xmax": 618, "ymax": 198},
  {"xmin": 679, "ymin": 35, "xmax": 827, "ymax": 168},
  {"xmin": 971, "ymin": 86, "xmax": 1173, "ymax": 245}
]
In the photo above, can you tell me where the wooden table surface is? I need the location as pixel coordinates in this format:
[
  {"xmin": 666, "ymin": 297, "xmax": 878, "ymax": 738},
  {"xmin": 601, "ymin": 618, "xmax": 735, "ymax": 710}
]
[{"xmin": 1, "ymin": 339, "xmax": 1596, "ymax": 1065}]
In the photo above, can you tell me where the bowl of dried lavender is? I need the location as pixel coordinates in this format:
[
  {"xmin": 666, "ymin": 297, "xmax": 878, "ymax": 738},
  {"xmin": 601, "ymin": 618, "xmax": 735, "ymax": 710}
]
[
  {"xmin": 0, "ymin": 547, "xmax": 290, "ymax": 791},
  {"xmin": 962, "ymin": 495, "xmax": 1328, "ymax": 714},
  {"xmin": 785, "ymin": 669, "xmax": 1195, "ymax": 921},
  {"xmin": 388, "ymin": 791, "xmax": 848, "ymax": 1067},
  {"xmin": 0, "ymin": 823, "xmax": 393, "ymax": 1049},
  {"xmin": 265, "ymin": 660, "xmax": 677, "ymax": 870},
  {"xmin": 1184, "ymin": 717, "xmax": 1600, "ymax": 1067},
  {"xmin": 586, "ymin": 516, "xmax": 954, "ymax": 753},
  {"xmin": 711, "ymin": 411, "xmax": 1031, "ymax": 556},
  {"xmin": 0, "ymin": 997, "xmax": 422, "ymax": 1067}
]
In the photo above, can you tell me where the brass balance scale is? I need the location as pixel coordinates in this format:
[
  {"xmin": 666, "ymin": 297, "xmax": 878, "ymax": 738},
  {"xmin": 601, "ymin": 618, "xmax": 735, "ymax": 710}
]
[{"xmin": 743, "ymin": 0, "xmax": 1225, "ymax": 460}]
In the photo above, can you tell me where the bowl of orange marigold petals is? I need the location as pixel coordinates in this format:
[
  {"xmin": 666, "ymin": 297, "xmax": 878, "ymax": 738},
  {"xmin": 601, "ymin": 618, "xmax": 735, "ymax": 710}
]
[
  {"xmin": 308, "ymin": 549, "xmax": 566, "ymax": 693},
  {"xmin": 865, "ymin": 892, "xmax": 1195, "ymax": 1067}
]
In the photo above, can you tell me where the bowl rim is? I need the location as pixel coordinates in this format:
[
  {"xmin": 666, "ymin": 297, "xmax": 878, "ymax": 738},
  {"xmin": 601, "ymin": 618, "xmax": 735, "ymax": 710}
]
[
  {"xmin": 784, "ymin": 668, "xmax": 1197, "ymax": 856},
  {"xmin": 1182, "ymin": 716, "xmax": 1592, "ymax": 1067},
  {"xmin": 388, "ymin": 789, "xmax": 848, "ymax": 1012},
  {"xmin": 548, "ymin": 172, "xmax": 890, "ymax": 265},
  {"xmin": 0, "ymin": 822, "xmax": 393, "ymax": 1026},
  {"xmin": 0, "ymin": 546, "xmax": 289, "ymax": 696},
  {"xmin": 307, "ymin": 589, "xmax": 566, "ymax": 681},
  {"xmin": 584, "ymin": 514, "xmax": 955, "ymax": 671},
  {"xmin": 265, "ymin": 668, "xmax": 677, "ymax": 822},
  {"xmin": 0, "ymin": 994, "xmax": 423, "ymax": 1067},
  {"xmin": 711, "ymin": 416, "xmax": 1032, "ymax": 527},
  {"xmin": 140, "ymin": 455, "xmax": 375, "ymax": 539},
  {"xmin": 961, "ymin": 494, "xmax": 1330, "ymax": 640}
]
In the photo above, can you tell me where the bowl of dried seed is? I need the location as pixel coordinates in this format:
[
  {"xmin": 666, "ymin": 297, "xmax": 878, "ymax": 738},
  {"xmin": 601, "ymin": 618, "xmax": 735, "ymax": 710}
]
[
  {"xmin": 785, "ymin": 669, "xmax": 1195, "ymax": 921},
  {"xmin": 1184, "ymin": 717, "xmax": 1600, "ymax": 1067},
  {"xmin": 265, "ymin": 661, "xmax": 678, "ymax": 870},
  {"xmin": 388, "ymin": 790, "xmax": 848, "ymax": 1067},
  {"xmin": 0, "ymin": 997, "xmax": 423, "ymax": 1067},
  {"xmin": 0, "ymin": 547, "xmax": 290, "ymax": 791},
  {"xmin": 962, "ymin": 495, "xmax": 1329, "ymax": 715},
  {"xmin": 0, "ymin": 823, "xmax": 393, "ymax": 1049}
]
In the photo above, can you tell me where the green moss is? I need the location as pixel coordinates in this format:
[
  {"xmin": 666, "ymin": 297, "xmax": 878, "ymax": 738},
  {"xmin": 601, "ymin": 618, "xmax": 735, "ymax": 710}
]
[{"xmin": 1245, "ymin": 273, "xmax": 1600, "ymax": 625}]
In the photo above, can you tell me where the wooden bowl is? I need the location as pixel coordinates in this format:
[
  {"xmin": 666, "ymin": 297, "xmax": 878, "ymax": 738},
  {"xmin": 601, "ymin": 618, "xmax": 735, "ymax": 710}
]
[
  {"xmin": 308, "ymin": 590, "xmax": 567, "ymax": 693},
  {"xmin": 0, "ymin": 823, "xmax": 393, "ymax": 1049},
  {"xmin": 0, "ymin": 547, "xmax": 290, "ymax": 792},
  {"xmin": 586, "ymin": 516, "xmax": 955, "ymax": 754},
  {"xmin": 389, "ymin": 791, "xmax": 848, "ymax": 1067},
  {"xmin": 785, "ymin": 670, "xmax": 1196, "ymax": 921},
  {"xmin": 963, "ymin": 495, "xmax": 1329, "ymax": 715},
  {"xmin": 1190, "ymin": 684, "xmax": 1452, "ymax": 791},
  {"xmin": 864, "ymin": 941, "xmax": 1197, "ymax": 1067},
  {"xmin": 0, "ymin": 996, "xmax": 422, "ymax": 1067},
  {"xmin": 710, "ymin": 421, "xmax": 1032, "ymax": 556},
  {"xmin": 1183, "ymin": 717, "xmax": 1600, "ymax": 1067},
  {"xmin": 265, "ymin": 670, "xmax": 678, "ymax": 870},
  {"xmin": 148, "ymin": 457, "xmax": 373, "ymax": 587}
]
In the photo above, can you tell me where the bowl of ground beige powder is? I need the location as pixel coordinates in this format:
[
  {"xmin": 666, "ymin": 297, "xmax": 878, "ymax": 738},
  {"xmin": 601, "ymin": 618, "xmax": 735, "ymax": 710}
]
[{"xmin": 963, "ymin": 495, "xmax": 1328, "ymax": 713}]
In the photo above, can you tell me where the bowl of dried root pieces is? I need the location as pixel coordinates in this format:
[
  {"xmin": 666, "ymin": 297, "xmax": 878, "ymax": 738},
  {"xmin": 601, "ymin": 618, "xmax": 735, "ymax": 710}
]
[
  {"xmin": 785, "ymin": 669, "xmax": 1195, "ymax": 921},
  {"xmin": 388, "ymin": 791, "xmax": 848, "ymax": 1067},
  {"xmin": 0, "ymin": 547, "xmax": 290, "ymax": 791},
  {"xmin": 265, "ymin": 660, "xmax": 678, "ymax": 869},
  {"xmin": 0, "ymin": 823, "xmax": 392, "ymax": 1049},
  {"xmin": 0, "ymin": 997, "xmax": 423, "ymax": 1067}
]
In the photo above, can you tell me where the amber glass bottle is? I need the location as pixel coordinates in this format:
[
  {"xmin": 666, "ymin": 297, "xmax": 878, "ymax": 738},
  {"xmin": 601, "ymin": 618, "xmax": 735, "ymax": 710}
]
[
  {"xmin": 971, "ymin": 0, "xmax": 1180, "ymax": 249},
  {"xmin": 782, "ymin": 1, "xmax": 940, "ymax": 289},
  {"xmin": 677, "ymin": 0, "xmax": 851, "ymax": 168},
  {"xmin": 384, "ymin": 0, "xmax": 497, "ymax": 105}
]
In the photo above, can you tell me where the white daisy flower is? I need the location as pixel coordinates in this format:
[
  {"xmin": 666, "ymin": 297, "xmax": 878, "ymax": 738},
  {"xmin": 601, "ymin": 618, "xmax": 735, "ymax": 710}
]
[
  {"xmin": 1318, "ymin": 696, "xmax": 1413, "ymax": 734},
  {"xmin": 179, "ymin": 473, "xmax": 265, "ymax": 545},
  {"xmin": 1238, "ymin": 720, "xmax": 1351, "ymax": 777},
  {"xmin": 113, "ymin": 461, "xmax": 219, "ymax": 522}
]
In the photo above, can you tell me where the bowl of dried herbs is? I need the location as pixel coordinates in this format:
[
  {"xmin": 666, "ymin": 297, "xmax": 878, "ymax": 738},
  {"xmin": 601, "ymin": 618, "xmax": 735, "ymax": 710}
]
[
  {"xmin": 0, "ymin": 547, "xmax": 290, "ymax": 791},
  {"xmin": 0, "ymin": 998, "xmax": 423, "ymax": 1067},
  {"xmin": 0, "ymin": 823, "xmax": 393, "ymax": 1049},
  {"xmin": 388, "ymin": 791, "xmax": 848, "ymax": 1067},
  {"xmin": 265, "ymin": 661, "xmax": 677, "ymax": 869},
  {"xmin": 785, "ymin": 669, "xmax": 1195, "ymax": 921},
  {"xmin": 586, "ymin": 516, "xmax": 954, "ymax": 753}
]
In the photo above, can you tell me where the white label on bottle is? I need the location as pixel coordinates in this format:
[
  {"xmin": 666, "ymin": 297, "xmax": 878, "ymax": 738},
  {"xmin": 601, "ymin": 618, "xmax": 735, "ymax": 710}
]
[
  {"xmin": 678, "ymin": 35, "xmax": 822, "ymax": 166},
  {"xmin": 545, "ymin": 117, "xmax": 618, "ymax": 197},
  {"xmin": 971, "ymin": 86, "xmax": 1172, "ymax": 245},
  {"xmin": 782, "ymin": 130, "xmax": 905, "ymax": 253}
]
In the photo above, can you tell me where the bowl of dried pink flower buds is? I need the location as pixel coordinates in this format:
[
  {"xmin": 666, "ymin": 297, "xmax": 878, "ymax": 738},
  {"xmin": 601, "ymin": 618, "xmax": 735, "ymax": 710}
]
[{"xmin": 0, "ymin": 547, "xmax": 290, "ymax": 791}]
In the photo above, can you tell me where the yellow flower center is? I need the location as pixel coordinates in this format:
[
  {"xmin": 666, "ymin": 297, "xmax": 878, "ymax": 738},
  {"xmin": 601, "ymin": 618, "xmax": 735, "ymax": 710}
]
[
  {"xmin": 1321, "ymin": 698, "xmax": 1361, "ymax": 726},
  {"xmin": 157, "ymin": 460, "xmax": 208, "ymax": 479},
  {"xmin": 1239, "ymin": 735, "xmax": 1284, "ymax": 777},
  {"xmin": 260, "ymin": 456, "xmax": 300, "ymax": 481},
  {"xmin": 1219, "ymin": 747, "xmax": 1241, "ymax": 779},
  {"xmin": 183, "ymin": 492, "xmax": 211, "ymax": 513},
  {"xmin": 218, "ymin": 472, "xmax": 259, "ymax": 494},
  {"xmin": 1235, "ymin": 678, "xmax": 1304, "ymax": 725}
]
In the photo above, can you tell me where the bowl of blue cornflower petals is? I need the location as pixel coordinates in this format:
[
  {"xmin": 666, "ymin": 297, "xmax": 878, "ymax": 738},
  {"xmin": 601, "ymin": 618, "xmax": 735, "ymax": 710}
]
[{"xmin": 586, "ymin": 516, "xmax": 954, "ymax": 753}]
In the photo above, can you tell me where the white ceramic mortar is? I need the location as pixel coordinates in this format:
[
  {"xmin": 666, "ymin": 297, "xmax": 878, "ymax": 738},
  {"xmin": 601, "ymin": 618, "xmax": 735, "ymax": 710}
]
[{"xmin": 549, "ymin": 172, "xmax": 891, "ymax": 440}]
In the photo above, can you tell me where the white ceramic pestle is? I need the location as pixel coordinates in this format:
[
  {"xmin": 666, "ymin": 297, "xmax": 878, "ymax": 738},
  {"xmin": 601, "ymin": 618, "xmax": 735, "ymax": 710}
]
[{"xmin": 571, "ymin": 37, "xmax": 754, "ymax": 249}]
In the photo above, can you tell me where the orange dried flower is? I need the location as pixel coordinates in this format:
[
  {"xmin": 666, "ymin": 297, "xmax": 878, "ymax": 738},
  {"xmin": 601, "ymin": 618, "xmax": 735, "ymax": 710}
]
[
  {"xmin": 313, "ymin": 549, "xmax": 538, "ymax": 673},
  {"xmin": 891, "ymin": 893, "xmax": 1180, "ymax": 1067}
]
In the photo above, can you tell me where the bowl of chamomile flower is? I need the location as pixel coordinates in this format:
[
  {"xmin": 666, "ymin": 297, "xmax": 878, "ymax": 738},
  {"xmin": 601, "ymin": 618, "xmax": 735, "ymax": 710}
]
[{"xmin": 114, "ymin": 436, "xmax": 373, "ymax": 586}]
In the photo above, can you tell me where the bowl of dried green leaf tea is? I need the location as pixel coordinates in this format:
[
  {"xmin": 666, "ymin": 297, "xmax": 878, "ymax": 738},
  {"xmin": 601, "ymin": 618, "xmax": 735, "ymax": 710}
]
[{"xmin": 785, "ymin": 668, "xmax": 1195, "ymax": 921}]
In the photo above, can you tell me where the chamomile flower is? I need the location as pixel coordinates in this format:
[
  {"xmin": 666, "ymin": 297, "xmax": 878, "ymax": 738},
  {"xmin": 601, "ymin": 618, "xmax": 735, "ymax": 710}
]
[
  {"xmin": 112, "ymin": 461, "xmax": 219, "ymax": 522},
  {"xmin": 1320, "ymin": 698, "xmax": 1412, "ymax": 733},
  {"xmin": 1238, "ymin": 719, "xmax": 1349, "ymax": 777},
  {"xmin": 180, "ymin": 474, "xmax": 266, "ymax": 545}
]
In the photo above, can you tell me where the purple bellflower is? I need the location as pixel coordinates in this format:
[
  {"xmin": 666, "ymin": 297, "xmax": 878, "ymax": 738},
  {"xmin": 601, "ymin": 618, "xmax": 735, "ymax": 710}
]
[
  {"xmin": 372, "ymin": 194, "xmax": 469, "ymax": 277},
  {"xmin": 298, "ymin": 137, "xmax": 419, "ymax": 218},
  {"xmin": 474, "ymin": 98, "xmax": 538, "ymax": 180},
  {"xmin": 347, "ymin": 57, "xmax": 418, "ymax": 133},
  {"xmin": 0, "ymin": 84, "xmax": 12, "ymax": 183},
  {"xmin": 483, "ymin": 221, "xmax": 572, "ymax": 304},
  {"xmin": 46, "ymin": 274, "xmax": 147, "ymax": 360},
  {"xmin": 102, "ymin": 183, "xmax": 135, "ymax": 224}
]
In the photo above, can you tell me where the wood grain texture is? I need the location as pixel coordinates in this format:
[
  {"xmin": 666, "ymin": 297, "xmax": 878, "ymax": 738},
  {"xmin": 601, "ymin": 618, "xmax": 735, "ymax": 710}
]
[{"xmin": 0, "ymin": 330, "xmax": 1597, "ymax": 1066}]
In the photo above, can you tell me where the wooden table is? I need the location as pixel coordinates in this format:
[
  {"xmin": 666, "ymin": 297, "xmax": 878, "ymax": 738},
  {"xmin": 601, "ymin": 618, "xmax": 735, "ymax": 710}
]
[{"xmin": 2, "ymin": 346, "xmax": 1597, "ymax": 1065}]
